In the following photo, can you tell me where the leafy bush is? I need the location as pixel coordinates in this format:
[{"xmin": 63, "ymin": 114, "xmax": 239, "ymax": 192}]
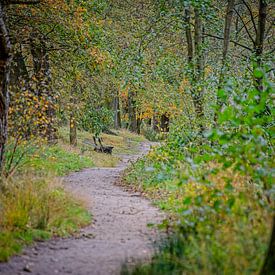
[
  {"xmin": 122, "ymin": 72, "xmax": 274, "ymax": 274},
  {"xmin": 80, "ymin": 105, "xmax": 113, "ymax": 137}
]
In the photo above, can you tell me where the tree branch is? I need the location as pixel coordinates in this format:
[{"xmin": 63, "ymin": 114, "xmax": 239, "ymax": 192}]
[
  {"xmin": 234, "ymin": 7, "xmax": 255, "ymax": 44},
  {"xmin": 241, "ymin": 0, "xmax": 257, "ymax": 32},
  {"xmin": 203, "ymin": 32, "xmax": 252, "ymax": 51}
]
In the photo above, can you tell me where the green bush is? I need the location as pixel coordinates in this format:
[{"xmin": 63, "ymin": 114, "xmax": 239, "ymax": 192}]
[{"xmin": 122, "ymin": 72, "xmax": 274, "ymax": 274}]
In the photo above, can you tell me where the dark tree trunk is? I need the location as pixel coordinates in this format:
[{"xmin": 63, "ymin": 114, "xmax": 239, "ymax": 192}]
[
  {"xmin": 254, "ymin": 0, "xmax": 267, "ymax": 93},
  {"xmin": 261, "ymin": 216, "xmax": 275, "ymax": 275},
  {"xmin": 194, "ymin": 8, "xmax": 204, "ymax": 135},
  {"xmin": 69, "ymin": 114, "xmax": 77, "ymax": 147},
  {"xmin": 137, "ymin": 116, "xmax": 142, "ymax": 135},
  {"xmin": 215, "ymin": 0, "xmax": 235, "ymax": 123},
  {"xmin": 0, "ymin": 2, "xmax": 11, "ymax": 171},
  {"xmin": 257, "ymin": 2, "xmax": 273, "ymax": 271},
  {"xmin": 255, "ymin": 0, "xmax": 267, "ymax": 65},
  {"xmin": 160, "ymin": 113, "xmax": 169, "ymax": 132},
  {"xmin": 184, "ymin": 6, "xmax": 193, "ymax": 64},
  {"xmin": 113, "ymin": 89, "xmax": 121, "ymax": 129},
  {"xmin": 152, "ymin": 111, "xmax": 158, "ymax": 132}
]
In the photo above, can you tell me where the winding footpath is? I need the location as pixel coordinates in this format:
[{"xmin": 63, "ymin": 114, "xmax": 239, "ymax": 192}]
[{"xmin": 0, "ymin": 143, "xmax": 164, "ymax": 275}]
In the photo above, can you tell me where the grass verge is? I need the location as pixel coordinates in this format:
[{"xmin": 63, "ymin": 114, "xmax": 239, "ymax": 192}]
[
  {"xmin": 58, "ymin": 127, "xmax": 146, "ymax": 167},
  {"xmin": 0, "ymin": 175, "xmax": 91, "ymax": 262}
]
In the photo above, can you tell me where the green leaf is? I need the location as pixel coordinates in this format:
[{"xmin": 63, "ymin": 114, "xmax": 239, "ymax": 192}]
[
  {"xmin": 213, "ymin": 200, "xmax": 221, "ymax": 211},
  {"xmin": 253, "ymin": 68, "xmax": 264, "ymax": 79},
  {"xmin": 227, "ymin": 198, "xmax": 235, "ymax": 209},
  {"xmin": 183, "ymin": 197, "xmax": 192, "ymax": 205}
]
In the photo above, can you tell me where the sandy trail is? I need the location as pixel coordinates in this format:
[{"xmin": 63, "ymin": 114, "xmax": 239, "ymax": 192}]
[{"xmin": 0, "ymin": 143, "xmax": 163, "ymax": 275}]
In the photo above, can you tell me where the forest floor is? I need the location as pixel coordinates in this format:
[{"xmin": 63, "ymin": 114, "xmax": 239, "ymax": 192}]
[{"xmin": 0, "ymin": 142, "xmax": 164, "ymax": 275}]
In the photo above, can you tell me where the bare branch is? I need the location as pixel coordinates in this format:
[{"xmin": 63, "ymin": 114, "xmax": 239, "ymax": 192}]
[
  {"xmin": 234, "ymin": 7, "xmax": 255, "ymax": 44},
  {"xmin": 241, "ymin": 0, "xmax": 257, "ymax": 32},
  {"xmin": 203, "ymin": 32, "xmax": 253, "ymax": 51}
]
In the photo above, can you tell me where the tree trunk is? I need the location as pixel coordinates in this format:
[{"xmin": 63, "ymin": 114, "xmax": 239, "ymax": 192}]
[
  {"xmin": 261, "ymin": 216, "xmax": 275, "ymax": 275},
  {"xmin": 137, "ymin": 116, "xmax": 142, "ymax": 135},
  {"xmin": 215, "ymin": 0, "xmax": 235, "ymax": 123},
  {"xmin": 184, "ymin": 6, "xmax": 193, "ymax": 64},
  {"xmin": 113, "ymin": 89, "xmax": 121, "ymax": 129},
  {"xmin": 255, "ymin": 0, "xmax": 267, "ymax": 65},
  {"xmin": 69, "ymin": 114, "xmax": 77, "ymax": 147},
  {"xmin": 160, "ymin": 113, "xmax": 169, "ymax": 132},
  {"xmin": 152, "ymin": 110, "xmax": 158, "ymax": 132},
  {"xmin": 0, "ymin": 2, "xmax": 11, "ymax": 171},
  {"xmin": 253, "ymin": 0, "xmax": 267, "ymax": 93},
  {"xmin": 194, "ymin": 8, "xmax": 204, "ymax": 135},
  {"xmin": 222, "ymin": 0, "xmax": 235, "ymax": 62},
  {"xmin": 257, "ymin": 2, "xmax": 273, "ymax": 270}
]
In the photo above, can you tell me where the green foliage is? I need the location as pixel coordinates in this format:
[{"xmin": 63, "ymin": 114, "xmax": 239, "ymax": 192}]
[
  {"xmin": 123, "ymin": 72, "xmax": 274, "ymax": 274},
  {"xmin": 141, "ymin": 124, "xmax": 162, "ymax": 142},
  {"xmin": 0, "ymin": 230, "xmax": 50, "ymax": 262},
  {"xmin": 80, "ymin": 105, "xmax": 113, "ymax": 137}
]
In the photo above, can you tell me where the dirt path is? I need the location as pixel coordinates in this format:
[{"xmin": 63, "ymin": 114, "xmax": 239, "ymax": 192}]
[{"xmin": 0, "ymin": 143, "xmax": 164, "ymax": 275}]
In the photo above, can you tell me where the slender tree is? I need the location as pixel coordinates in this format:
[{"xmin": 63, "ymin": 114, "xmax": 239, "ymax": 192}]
[
  {"xmin": 193, "ymin": 7, "xmax": 204, "ymax": 135},
  {"xmin": 215, "ymin": 0, "xmax": 236, "ymax": 123}
]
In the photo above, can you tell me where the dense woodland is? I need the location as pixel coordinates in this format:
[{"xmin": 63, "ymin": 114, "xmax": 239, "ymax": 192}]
[{"xmin": 0, "ymin": 0, "xmax": 274, "ymax": 274}]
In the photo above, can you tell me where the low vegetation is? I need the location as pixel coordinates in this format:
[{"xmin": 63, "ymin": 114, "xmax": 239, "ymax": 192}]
[
  {"xmin": 122, "ymin": 77, "xmax": 274, "ymax": 274},
  {"xmin": 123, "ymin": 154, "xmax": 271, "ymax": 274},
  {"xmin": 0, "ymin": 128, "xmax": 144, "ymax": 262}
]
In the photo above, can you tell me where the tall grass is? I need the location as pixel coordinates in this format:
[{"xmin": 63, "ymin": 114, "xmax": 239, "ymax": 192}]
[{"xmin": 0, "ymin": 175, "xmax": 91, "ymax": 261}]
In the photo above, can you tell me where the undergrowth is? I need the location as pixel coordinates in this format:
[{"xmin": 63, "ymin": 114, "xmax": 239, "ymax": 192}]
[
  {"xmin": 123, "ymin": 152, "xmax": 271, "ymax": 274},
  {"xmin": 122, "ymin": 77, "xmax": 274, "ymax": 274},
  {"xmin": 0, "ymin": 175, "xmax": 91, "ymax": 262}
]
